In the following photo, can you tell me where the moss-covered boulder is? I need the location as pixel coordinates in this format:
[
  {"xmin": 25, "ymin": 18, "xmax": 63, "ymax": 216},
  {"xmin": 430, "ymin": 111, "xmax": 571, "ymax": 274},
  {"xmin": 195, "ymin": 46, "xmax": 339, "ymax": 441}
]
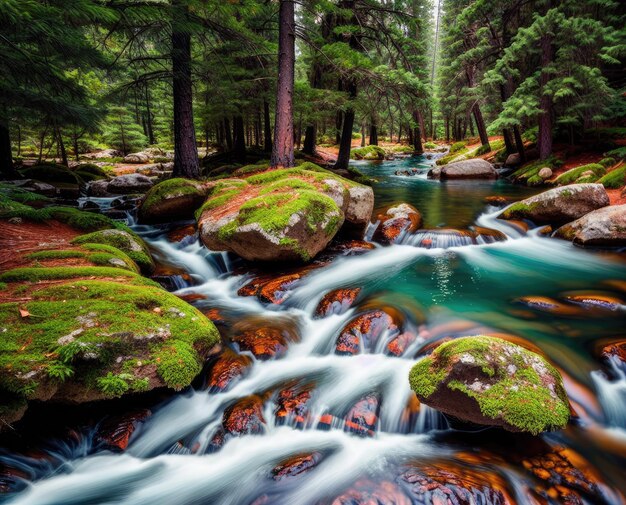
[
  {"xmin": 0, "ymin": 279, "xmax": 220, "ymax": 425},
  {"xmin": 409, "ymin": 336, "xmax": 569, "ymax": 434},
  {"xmin": 553, "ymin": 205, "xmax": 626, "ymax": 246},
  {"xmin": 197, "ymin": 165, "xmax": 373, "ymax": 262},
  {"xmin": 72, "ymin": 229, "xmax": 155, "ymax": 274},
  {"xmin": 351, "ymin": 145, "xmax": 386, "ymax": 160},
  {"xmin": 498, "ymin": 184, "xmax": 610, "ymax": 226},
  {"xmin": 139, "ymin": 178, "xmax": 208, "ymax": 223}
]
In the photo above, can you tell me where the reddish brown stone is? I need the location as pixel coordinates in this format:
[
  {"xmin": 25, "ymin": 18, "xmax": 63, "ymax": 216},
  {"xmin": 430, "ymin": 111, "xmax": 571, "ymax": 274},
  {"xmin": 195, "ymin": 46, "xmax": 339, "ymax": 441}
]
[
  {"xmin": 206, "ymin": 349, "xmax": 252, "ymax": 392},
  {"xmin": 484, "ymin": 195, "xmax": 510, "ymax": 206},
  {"xmin": 317, "ymin": 413, "xmax": 340, "ymax": 430},
  {"xmin": 237, "ymin": 267, "xmax": 320, "ymax": 304},
  {"xmin": 231, "ymin": 326, "xmax": 296, "ymax": 360},
  {"xmin": 166, "ymin": 224, "xmax": 197, "ymax": 243},
  {"xmin": 326, "ymin": 240, "xmax": 376, "ymax": 256},
  {"xmin": 344, "ymin": 393, "xmax": 380, "ymax": 437},
  {"xmin": 315, "ymin": 288, "xmax": 361, "ymax": 318},
  {"xmin": 178, "ymin": 293, "xmax": 208, "ymax": 303},
  {"xmin": 400, "ymin": 465, "xmax": 512, "ymax": 504},
  {"xmin": 373, "ymin": 203, "xmax": 423, "ymax": 244},
  {"xmin": 203, "ymin": 307, "xmax": 227, "ymax": 324},
  {"xmin": 386, "ymin": 331, "xmax": 417, "ymax": 357},
  {"xmin": 335, "ymin": 310, "xmax": 397, "ymax": 355},
  {"xmin": 601, "ymin": 341, "xmax": 626, "ymax": 364},
  {"xmin": 275, "ymin": 387, "xmax": 312, "ymax": 426},
  {"xmin": 325, "ymin": 479, "xmax": 412, "ymax": 505},
  {"xmin": 223, "ymin": 396, "xmax": 266, "ymax": 435},
  {"xmin": 271, "ymin": 452, "xmax": 323, "ymax": 480},
  {"xmin": 95, "ymin": 409, "xmax": 151, "ymax": 451}
]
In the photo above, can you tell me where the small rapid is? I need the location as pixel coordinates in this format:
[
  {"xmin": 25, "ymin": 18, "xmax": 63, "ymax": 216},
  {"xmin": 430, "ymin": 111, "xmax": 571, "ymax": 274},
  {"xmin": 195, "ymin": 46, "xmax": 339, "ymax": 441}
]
[{"xmin": 2, "ymin": 156, "xmax": 626, "ymax": 504}]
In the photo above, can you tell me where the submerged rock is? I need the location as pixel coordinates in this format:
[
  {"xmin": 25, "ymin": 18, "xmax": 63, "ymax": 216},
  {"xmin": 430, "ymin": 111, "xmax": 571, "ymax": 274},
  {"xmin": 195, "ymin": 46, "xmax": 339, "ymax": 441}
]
[
  {"xmin": 95, "ymin": 409, "xmax": 151, "ymax": 451},
  {"xmin": 205, "ymin": 349, "xmax": 252, "ymax": 392},
  {"xmin": 197, "ymin": 165, "xmax": 373, "ymax": 262},
  {"xmin": 335, "ymin": 310, "xmax": 398, "ymax": 355},
  {"xmin": 372, "ymin": 203, "xmax": 423, "ymax": 244},
  {"xmin": 222, "ymin": 395, "xmax": 266, "ymax": 435},
  {"xmin": 408, "ymin": 336, "xmax": 570, "ymax": 434},
  {"xmin": 498, "ymin": 184, "xmax": 610, "ymax": 226},
  {"xmin": 271, "ymin": 452, "xmax": 322, "ymax": 480},
  {"xmin": 553, "ymin": 204, "xmax": 626, "ymax": 246},
  {"xmin": 139, "ymin": 178, "xmax": 208, "ymax": 223},
  {"xmin": 231, "ymin": 326, "xmax": 297, "ymax": 360},
  {"xmin": 315, "ymin": 287, "xmax": 361, "ymax": 317}
]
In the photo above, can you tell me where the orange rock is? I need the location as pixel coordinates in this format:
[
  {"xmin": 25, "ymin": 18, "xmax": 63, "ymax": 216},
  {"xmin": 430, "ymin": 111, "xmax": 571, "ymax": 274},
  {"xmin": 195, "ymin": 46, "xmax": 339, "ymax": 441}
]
[
  {"xmin": 315, "ymin": 288, "xmax": 361, "ymax": 317},
  {"xmin": 222, "ymin": 396, "xmax": 266, "ymax": 435},
  {"xmin": 238, "ymin": 269, "xmax": 317, "ymax": 304},
  {"xmin": 95, "ymin": 409, "xmax": 151, "ymax": 451},
  {"xmin": 231, "ymin": 326, "xmax": 295, "ymax": 360},
  {"xmin": 386, "ymin": 331, "xmax": 417, "ymax": 356},
  {"xmin": 178, "ymin": 293, "xmax": 208, "ymax": 303},
  {"xmin": 166, "ymin": 224, "xmax": 197, "ymax": 243},
  {"xmin": 335, "ymin": 310, "xmax": 397, "ymax": 355},
  {"xmin": 206, "ymin": 349, "xmax": 252, "ymax": 392},
  {"xmin": 275, "ymin": 387, "xmax": 312, "ymax": 426},
  {"xmin": 373, "ymin": 203, "xmax": 423, "ymax": 244},
  {"xmin": 271, "ymin": 452, "xmax": 322, "ymax": 480},
  {"xmin": 344, "ymin": 393, "xmax": 380, "ymax": 437},
  {"xmin": 327, "ymin": 240, "xmax": 375, "ymax": 256},
  {"xmin": 327, "ymin": 479, "xmax": 412, "ymax": 505}
]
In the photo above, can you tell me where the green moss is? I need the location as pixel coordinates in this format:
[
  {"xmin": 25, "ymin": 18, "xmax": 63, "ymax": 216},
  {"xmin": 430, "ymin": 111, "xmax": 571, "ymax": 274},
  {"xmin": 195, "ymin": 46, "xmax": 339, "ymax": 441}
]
[
  {"xmin": 26, "ymin": 250, "xmax": 85, "ymax": 260},
  {"xmin": 74, "ymin": 163, "xmax": 111, "ymax": 178},
  {"xmin": 20, "ymin": 165, "xmax": 80, "ymax": 185},
  {"xmin": 0, "ymin": 266, "xmax": 148, "ymax": 283},
  {"xmin": 597, "ymin": 165, "xmax": 626, "ymax": 189},
  {"xmin": 195, "ymin": 188, "xmax": 243, "ymax": 219},
  {"xmin": 424, "ymin": 142, "xmax": 437, "ymax": 149},
  {"xmin": 408, "ymin": 336, "xmax": 569, "ymax": 435},
  {"xmin": 499, "ymin": 201, "xmax": 540, "ymax": 219},
  {"xmin": 259, "ymin": 178, "xmax": 317, "ymax": 195},
  {"xmin": 510, "ymin": 157, "xmax": 560, "ymax": 185},
  {"xmin": 218, "ymin": 190, "xmax": 340, "ymax": 243},
  {"xmin": 233, "ymin": 164, "xmax": 268, "ymax": 176},
  {"xmin": 606, "ymin": 147, "xmax": 626, "ymax": 160},
  {"xmin": 436, "ymin": 147, "xmax": 469, "ymax": 166},
  {"xmin": 0, "ymin": 183, "xmax": 52, "ymax": 205},
  {"xmin": 142, "ymin": 178, "xmax": 205, "ymax": 212},
  {"xmin": 598, "ymin": 157, "xmax": 616, "ymax": 168},
  {"xmin": 350, "ymin": 145, "xmax": 386, "ymax": 160},
  {"xmin": 527, "ymin": 175, "xmax": 544, "ymax": 186},
  {"xmin": 25, "ymin": 245, "xmax": 139, "ymax": 272},
  {"xmin": 0, "ymin": 280, "xmax": 220, "ymax": 398},
  {"xmin": 554, "ymin": 163, "xmax": 606, "ymax": 185},
  {"xmin": 71, "ymin": 229, "xmax": 154, "ymax": 274},
  {"xmin": 449, "ymin": 141, "xmax": 467, "ymax": 153}
]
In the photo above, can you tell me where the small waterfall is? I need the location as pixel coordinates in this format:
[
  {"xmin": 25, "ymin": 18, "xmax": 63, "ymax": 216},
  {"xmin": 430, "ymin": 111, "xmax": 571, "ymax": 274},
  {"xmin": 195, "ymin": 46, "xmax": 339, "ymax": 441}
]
[{"xmin": 592, "ymin": 357, "xmax": 626, "ymax": 428}]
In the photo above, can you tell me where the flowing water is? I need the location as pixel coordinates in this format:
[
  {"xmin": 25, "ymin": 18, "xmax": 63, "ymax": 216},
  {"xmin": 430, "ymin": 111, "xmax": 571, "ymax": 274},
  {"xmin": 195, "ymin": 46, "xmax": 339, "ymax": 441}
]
[{"xmin": 2, "ymin": 156, "xmax": 626, "ymax": 504}]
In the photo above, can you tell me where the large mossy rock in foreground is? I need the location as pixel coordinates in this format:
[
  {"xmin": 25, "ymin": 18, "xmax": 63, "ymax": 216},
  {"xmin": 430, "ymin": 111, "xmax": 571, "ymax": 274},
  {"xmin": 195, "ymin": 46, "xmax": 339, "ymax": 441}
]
[
  {"xmin": 0, "ymin": 279, "xmax": 220, "ymax": 425},
  {"xmin": 409, "ymin": 336, "xmax": 570, "ymax": 434},
  {"xmin": 197, "ymin": 164, "xmax": 374, "ymax": 262},
  {"xmin": 139, "ymin": 178, "xmax": 209, "ymax": 223},
  {"xmin": 498, "ymin": 183, "xmax": 609, "ymax": 226},
  {"xmin": 554, "ymin": 204, "xmax": 626, "ymax": 247}
]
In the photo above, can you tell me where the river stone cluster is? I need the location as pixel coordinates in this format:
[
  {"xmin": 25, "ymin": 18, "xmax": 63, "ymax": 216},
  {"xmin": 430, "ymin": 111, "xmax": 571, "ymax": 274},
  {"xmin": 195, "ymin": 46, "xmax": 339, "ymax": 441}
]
[
  {"xmin": 196, "ymin": 164, "xmax": 374, "ymax": 262},
  {"xmin": 409, "ymin": 336, "xmax": 570, "ymax": 434}
]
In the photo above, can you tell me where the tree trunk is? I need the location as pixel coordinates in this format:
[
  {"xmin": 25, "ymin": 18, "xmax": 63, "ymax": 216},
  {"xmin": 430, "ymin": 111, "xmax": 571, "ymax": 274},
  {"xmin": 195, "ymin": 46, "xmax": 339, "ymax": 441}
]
[
  {"xmin": 538, "ymin": 32, "xmax": 553, "ymax": 160},
  {"xmin": 263, "ymin": 100, "xmax": 272, "ymax": 152},
  {"xmin": 233, "ymin": 115, "xmax": 246, "ymax": 162},
  {"xmin": 413, "ymin": 111, "xmax": 424, "ymax": 154},
  {"xmin": 472, "ymin": 104, "xmax": 490, "ymax": 150},
  {"xmin": 503, "ymin": 128, "xmax": 515, "ymax": 154},
  {"xmin": 56, "ymin": 125, "xmax": 68, "ymax": 167},
  {"xmin": 0, "ymin": 117, "xmax": 17, "ymax": 179},
  {"xmin": 303, "ymin": 125, "xmax": 316, "ymax": 155},
  {"xmin": 513, "ymin": 126, "xmax": 526, "ymax": 162},
  {"xmin": 224, "ymin": 117, "xmax": 233, "ymax": 151},
  {"xmin": 270, "ymin": 0, "xmax": 296, "ymax": 168},
  {"xmin": 397, "ymin": 123, "xmax": 402, "ymax": 144},
  {"xmin": 172, "ymin": 0, "xmax": 200, "ymax": 178},
  {"xmin": 369, "ymin": 118, "xmax": 378, "ymax": 145},
  {"xmin": 145, "ymin": 84, "xmax": 155, "ymax": 144},
  {"xmin": 334, "ymin": 81, "xmax": 357, "ymax": 171},
  {"xmin": 335, "ymin": 80, "xmax": 344, "ymax": 145},
  {"xmin": 361, "ymin": 121, "xmax": 366, "ymax": 147}
]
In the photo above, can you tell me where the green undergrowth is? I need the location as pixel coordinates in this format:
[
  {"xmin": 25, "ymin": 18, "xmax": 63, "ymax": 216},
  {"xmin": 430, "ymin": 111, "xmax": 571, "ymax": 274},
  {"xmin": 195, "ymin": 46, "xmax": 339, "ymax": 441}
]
[
  {"xmin": 606, "ymin": 147, "xmax": 626, "ymax": 160},
  {"xmin": 554, "ymin": 163, "xmax": 606, "ymax": 185},
  {"xmin": 450, "ymin": 141, "xmax": 467, "ymax": 153},
  {"xmin": 597, "ymin": 164, "xmax": 626, "ymax": 189},
  {"xmin": 409, "ymin": 336, "xmax": 569, "ymax": 434},
  {"xmin": 510, "ymin": 157, "xmax": 561, "ymax": 185},
  {"xmin": 0, "ymin": 280, "xmax": 220, "ymax": 399}
]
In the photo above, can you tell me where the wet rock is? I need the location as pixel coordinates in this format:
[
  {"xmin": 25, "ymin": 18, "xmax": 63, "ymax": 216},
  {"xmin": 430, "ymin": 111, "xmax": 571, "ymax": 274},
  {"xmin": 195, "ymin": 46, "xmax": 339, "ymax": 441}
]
[
  {"xmin": 80, "ymin": 200, "xmax": 100, "ymax": 212},
  {"xmin": 409, "ymin": 336, "xmax": 570, "ymax": 434},
  {"xmin": 335, "ymin": 310, "xmax": 397, "ymax": 355},
  {"xmin": 514, "ymin": 296, "xmax": 582, "ymax": 317},
  {"xmin": 484, "ymin": 195, "xmax": 510, "ymax": 206},
  {"xmin": 275, "ymin": 387, "xmax": 312, "ymax": 426},
  {"xmin": 554, "ymin": 205, "xmax": 626, "ymax": 247},
  {"xmin": 238, "ymin": 272, "xmax": 306, "ymax": 305},
  {"xmin": 222, "ymin": 395, "xmax": 266, "ymax": 435},
  {"xmin": 563, "ymin": 293, "xmax": 624, "ymax": 312},
  {"xmin": 271, "ymin": 452, "xmax": 322, "ymax": 480},
  {"xmin": 386, "ymin": 331, "xmax": 417, "ymax": 356},
  {"xmin": 498, "ymin": 184, "xmax": 610, "ymax": 226},
  {"xmin": 231, "ymin": 326, "xmax": 295, "ymax": 360},
  {"xmin": 344, "ymin": 393, "xmax": 380, "ymax": 436},
  {"xmin": 400, "ymin": 465, "xmax": 511, "ymax": 505},
  {"xmin": 167, "ymin": 224, "xmax": 197, "ymax": 243},
  {"xmin": 110, "ymin": 196, "xmax": 141, "ymax": 211},
  {"xmin": 107, "ymin": 173, "xmax": 154, "ymax": 194},
  {"xmin": 473, "ymin": 226, "xmax": 508, "ymax": 244},
  {"xmin": 123, "ymin": 152, "xmax": 151, "ymax": 164},
  {"xmin": 88, "ymin": 179, "xmax": 113, "ymax": 197},
  {"xmin": 373, "ymin": 203, "xmax": 423, "ymax": 244},
  {"xmin": 9, "ymin": 179, "xmax": 57, "ymax": 198},
  {"xmin": 206, "ymin": 349, "xmax": 252, "ymax": 392},
  {"xmin": 95, "ymin": 409, "xmax": 151, "ymax": 451},
  {"xmin": 323, "ymin": 479, "xmax": 412, "ymax": 505},
  {"xmin": 139, "ymin": 178, "xmax": 208, "ymax": 223},
  {"xmin": 326, "ymin": 240, "xmax": 375, "ymax": 256},
  {"xmin": 436, "ymin": 159, "xmax": 498, "ymax": 180},
  {"xmin": 315, "ymin": 288, "xmax": 361, "ymax": 317},
  {"xmin": 410, "ymin": 228, "xmax": 477, "ymax": 248}
]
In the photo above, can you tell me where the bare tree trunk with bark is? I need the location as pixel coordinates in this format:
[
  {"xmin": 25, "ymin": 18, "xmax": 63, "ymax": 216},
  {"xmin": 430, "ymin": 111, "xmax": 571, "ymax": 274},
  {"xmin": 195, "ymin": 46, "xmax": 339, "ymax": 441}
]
[{"xmin": 270, "ymin": 0, "xmax": 296, "ymax": 168}]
